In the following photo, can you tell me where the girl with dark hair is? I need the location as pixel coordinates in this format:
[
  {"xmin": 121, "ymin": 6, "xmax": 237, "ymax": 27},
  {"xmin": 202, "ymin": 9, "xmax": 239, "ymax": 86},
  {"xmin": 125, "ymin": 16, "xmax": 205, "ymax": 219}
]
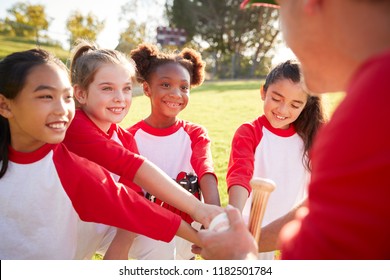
[
  {"xmin": 127, "ymin": 43, "xmax": 221, "ymax": 260},
  {"xmin": 0, "ymin": 48, "xmax": 221, "ymax": 259},
  {"xmin": 226, "ymin": 60, "xmax": 327, "ymax": 259}
]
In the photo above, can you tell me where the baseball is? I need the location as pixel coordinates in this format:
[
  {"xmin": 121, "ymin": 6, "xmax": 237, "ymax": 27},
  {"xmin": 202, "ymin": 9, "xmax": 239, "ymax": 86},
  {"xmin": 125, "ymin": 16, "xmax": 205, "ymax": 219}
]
[{"xmin": 209, "ymin": 212, "xmax": 230, "ymax": 232}]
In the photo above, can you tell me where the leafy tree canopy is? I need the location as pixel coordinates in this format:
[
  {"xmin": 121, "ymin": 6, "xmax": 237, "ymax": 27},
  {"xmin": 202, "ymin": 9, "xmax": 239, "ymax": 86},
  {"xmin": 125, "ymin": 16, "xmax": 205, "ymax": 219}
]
[
  {"xmin": 66, "ymin": 11, "xmax": 104, "ymax": 46},
  {"xmin": 5, "ymin": 2, "xmax": 49, "ymax": 40},
  {"xmin": 166, "ymin": 0, "xmax": 280, "ymax": 78}
]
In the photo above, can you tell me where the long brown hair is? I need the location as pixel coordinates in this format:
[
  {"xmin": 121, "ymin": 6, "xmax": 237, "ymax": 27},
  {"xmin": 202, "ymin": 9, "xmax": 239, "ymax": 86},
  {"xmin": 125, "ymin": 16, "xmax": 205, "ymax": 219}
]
[{"xmin": 263, "ymin": 60, "xmax": 327, "ymax": 170}]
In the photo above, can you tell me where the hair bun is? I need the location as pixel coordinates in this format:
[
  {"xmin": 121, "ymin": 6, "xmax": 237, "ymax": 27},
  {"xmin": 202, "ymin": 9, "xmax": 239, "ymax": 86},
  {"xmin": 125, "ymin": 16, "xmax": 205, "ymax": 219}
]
[
  {"xmin": 180, "ymin": 48, "xmax": 205, "ymax": 86},
  {"xmin": 130, "ymin": 44, "xmax": 159, "ymax": 82}
]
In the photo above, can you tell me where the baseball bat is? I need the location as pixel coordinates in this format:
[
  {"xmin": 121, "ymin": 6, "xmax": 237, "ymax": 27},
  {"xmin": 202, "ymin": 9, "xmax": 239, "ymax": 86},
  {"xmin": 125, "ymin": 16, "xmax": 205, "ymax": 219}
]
[{"xmin": 248, "ymin": 177, "xmax": 276, "ymax": 243}]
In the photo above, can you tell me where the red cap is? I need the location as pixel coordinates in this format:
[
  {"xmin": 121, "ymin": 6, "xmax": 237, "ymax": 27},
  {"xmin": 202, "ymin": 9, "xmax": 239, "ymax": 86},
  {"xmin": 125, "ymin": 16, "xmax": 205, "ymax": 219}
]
[{"xmin": 240, "ymin": 0, "xmax": 279, "ymax": 9}]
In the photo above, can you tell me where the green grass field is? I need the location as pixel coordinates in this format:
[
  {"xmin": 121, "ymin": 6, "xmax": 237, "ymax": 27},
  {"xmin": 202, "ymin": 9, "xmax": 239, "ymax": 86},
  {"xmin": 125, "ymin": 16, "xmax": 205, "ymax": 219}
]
[
  {"xmin": 0, "ymin": 35, "xmax": 345, "ymax": 206},
  {"xmin": 121, "ymin": 80, "xmax": 345, "ymax": 207},
  {"xmin": 100, "ymin": 80, "xmax": 344, "ymax": 260},
  {"xmin": 0, "ymin": 35, "xmax": 70, "ymax": 61},
  {"xmin": 1, "ymin": 35, "xmax": 346, "ymax": 261}
]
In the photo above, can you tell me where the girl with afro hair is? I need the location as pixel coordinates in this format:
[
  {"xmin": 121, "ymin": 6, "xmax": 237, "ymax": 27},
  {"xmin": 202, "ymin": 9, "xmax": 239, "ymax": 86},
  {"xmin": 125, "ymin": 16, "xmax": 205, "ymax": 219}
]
[{"xmin": 127, "ymin": 44, "xmax": 221, "ymax": 260}]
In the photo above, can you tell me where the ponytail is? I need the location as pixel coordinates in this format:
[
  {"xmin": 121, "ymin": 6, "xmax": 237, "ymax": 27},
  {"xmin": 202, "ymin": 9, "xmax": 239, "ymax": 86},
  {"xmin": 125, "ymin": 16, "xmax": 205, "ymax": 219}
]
[
  {"xmin": 179, "ymin": 48, "xmax": 205, "ymax": 87},
  {"xmin": 295, "ymin": 95, "xmax": 327, "ymax": 171},
  {"xmin": 130, "ymin": 43, "xmax": 159, "ymax": 83},
  {"xmin": 131, "ymin": 43, "xmax": 205, "ymax": 88},
  {"xmin": 69, "ymin": 40, "xmax": 99, "ymax": 87}
]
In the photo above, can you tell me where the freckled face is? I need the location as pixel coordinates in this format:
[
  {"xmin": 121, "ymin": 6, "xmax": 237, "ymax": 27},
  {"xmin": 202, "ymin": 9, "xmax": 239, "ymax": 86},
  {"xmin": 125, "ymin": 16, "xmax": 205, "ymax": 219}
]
[
  {"xmin": 261, "ymin": 78, "xmax": 307, "ymax": 129},
  {"xmin": 4, "ymin": 63, "xmax": 74, "ymax": 152},
  {"xmin": 143, "ymin": 63, "xmax": 190, "ymax": 127}
]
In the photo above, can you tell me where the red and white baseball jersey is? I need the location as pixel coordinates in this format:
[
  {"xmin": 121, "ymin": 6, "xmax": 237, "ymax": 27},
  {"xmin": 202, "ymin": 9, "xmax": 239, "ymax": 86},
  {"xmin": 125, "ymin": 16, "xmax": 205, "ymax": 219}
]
[
  {"xmin": 128, "ymin": 119, "xmax": 216, "ymax": 181},
  {"xmin": 127, "ymin": 119, "xmax": 216, "ymax": 259},
  {"xmin": 129, "ymin": 119, "xmax": 216, "ymax": 216},
  {"xmin": 227, "ymin": 115, "xmax": 309, "ymax": 226},
  {"xmin": 0, "ymin": 143, "xmax": 181, "ymax": 259},
  {"xmin": 64, "ymin": 109, "xmax": 145, "ymax": 194}
]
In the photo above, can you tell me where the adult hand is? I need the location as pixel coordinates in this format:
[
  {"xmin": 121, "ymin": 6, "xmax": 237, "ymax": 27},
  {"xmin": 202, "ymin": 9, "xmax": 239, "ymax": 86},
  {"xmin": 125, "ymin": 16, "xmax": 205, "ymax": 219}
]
[{"xmin": 193, "ymin": 205, "xmax": 258, "ymax": 260}]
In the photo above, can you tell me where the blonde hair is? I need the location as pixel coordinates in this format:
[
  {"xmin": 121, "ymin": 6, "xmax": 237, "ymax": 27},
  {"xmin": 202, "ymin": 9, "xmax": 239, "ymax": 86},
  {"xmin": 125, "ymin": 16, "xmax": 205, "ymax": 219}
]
[{"xmin": 70, "ymin": 39, "xmax": 137, "ymax": 90}]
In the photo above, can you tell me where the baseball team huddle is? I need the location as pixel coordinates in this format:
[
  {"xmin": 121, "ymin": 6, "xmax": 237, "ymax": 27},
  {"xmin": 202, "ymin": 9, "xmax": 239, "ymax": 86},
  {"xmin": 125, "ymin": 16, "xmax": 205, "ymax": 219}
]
[{"xmin": 1, "ymin": 0, "xmax": 389, "ymax": 260}]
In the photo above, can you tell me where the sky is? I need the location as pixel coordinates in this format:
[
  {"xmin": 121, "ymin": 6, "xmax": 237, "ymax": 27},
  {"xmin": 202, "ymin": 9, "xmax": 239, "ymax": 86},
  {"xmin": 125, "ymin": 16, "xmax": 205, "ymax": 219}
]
[
  {"xmin": 0, "ymin": 0, "xmax": 295, "ymax": 64},
  {"xmin": 0, "ymin": 0, "xmax": 166, "ymax": 49}
]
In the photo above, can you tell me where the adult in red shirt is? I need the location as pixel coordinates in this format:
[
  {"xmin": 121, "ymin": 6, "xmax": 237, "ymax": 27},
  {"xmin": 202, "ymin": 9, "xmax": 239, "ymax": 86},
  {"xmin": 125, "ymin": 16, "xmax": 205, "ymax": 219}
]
[{"xmin": 196, "ymin": 0, "xmax": 390, "ymax": 260}]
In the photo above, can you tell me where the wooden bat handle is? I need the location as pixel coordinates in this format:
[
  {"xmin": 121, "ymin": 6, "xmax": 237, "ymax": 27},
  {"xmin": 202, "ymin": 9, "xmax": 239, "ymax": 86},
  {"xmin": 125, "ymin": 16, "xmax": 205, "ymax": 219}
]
[
  {"xmin": 248, "ymin": 177, "xmax": 276, "ymax": 243},
  {"xmin": 250, "ymin": 177, "xmax": 276, "ymax": 193}
]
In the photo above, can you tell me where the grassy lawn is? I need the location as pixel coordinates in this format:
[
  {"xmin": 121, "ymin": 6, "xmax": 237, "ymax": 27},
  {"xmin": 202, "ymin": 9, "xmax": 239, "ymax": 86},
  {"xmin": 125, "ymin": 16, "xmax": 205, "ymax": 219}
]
[
  {"xmin": 121, "ymin": 80, "xmax": 345, "ymax": 207},
  {"xmin": 0, "ymin": 35, "xmax": 70, "ymax": 62},
  {"xmin": 0, "ymin": 35, "xmax": 345, "ymax": 206}
]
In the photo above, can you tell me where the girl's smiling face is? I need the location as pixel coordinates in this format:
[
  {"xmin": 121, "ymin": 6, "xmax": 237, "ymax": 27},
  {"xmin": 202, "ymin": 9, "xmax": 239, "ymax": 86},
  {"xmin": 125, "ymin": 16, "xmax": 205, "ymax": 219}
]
[
  {"xmin": 4, "ymin": 63, "xmax": 74, "ymax": 152},
  {"xmin": 261, "ymin": 78, "xmax": 307, "ymax": 129},
  {"xmin": 74, "ymin": 63, "xmax": 133, "ymax": 132},
  {"xmin": 143, "ymin": 63, "xmax": 190, "ymax": 128}
]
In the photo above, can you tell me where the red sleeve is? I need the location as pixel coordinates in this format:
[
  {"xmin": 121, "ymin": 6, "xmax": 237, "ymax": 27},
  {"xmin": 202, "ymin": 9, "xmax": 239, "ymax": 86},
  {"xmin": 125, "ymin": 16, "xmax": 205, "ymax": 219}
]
[
  {"xmin": 115, "ymin": 127, "xmax": 144, "ymax": 195},
  {"xmin": 63, "ymin": 110, "xmax": 145, "ymax": 184},
  {"xmin": 183, "ymin": 121, "xmax": 217, "ymax": 181},
  {"xmin": 226, "ymin": 119, "xmax": 263, "ymax": 194},
  {"xmin": 281, "ymin": 56, "xmax": 390, "ymax": 259},
  {"xmin": 116, "ymin": 126, "xmax": 140, "ymax": 154},
  {"xmin": 53, "ymin": 144, "xmax": 180, "ymax": 242}
]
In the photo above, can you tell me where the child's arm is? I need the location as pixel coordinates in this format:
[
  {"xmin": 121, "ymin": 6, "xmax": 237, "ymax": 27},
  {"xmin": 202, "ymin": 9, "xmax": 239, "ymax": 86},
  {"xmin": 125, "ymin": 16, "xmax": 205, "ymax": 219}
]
[
  {"xmin": 199, "ymin": 173, "xmax": 221, "ymax": 206},
  {"xmin": 103, "ymin": 229, "xmax": 137, "ymax": 260},
  {"xmin": 186, "ymin": 124, "xmax": 220, "ymax": 207},
  {"xmin": 176, "ymin": 220, "xmax": 201, "ymax": 247},
  {"xmin": 133, "ymin": 160, "xmax": 223, "ymax": 228},
  {"xmin": 259, "ymin": 199, "xmax": 307, "ymax": 252},
  {"xmin": 226, "ymin": 122, "xmax": 258, "ymax": 212},
  {"xmin": 228, "ymin": 185, "xmax": 250, "ymax": 213},
  {"xmin": 104, "ymin": 220, "xmax": 203, "ymax": 260}
]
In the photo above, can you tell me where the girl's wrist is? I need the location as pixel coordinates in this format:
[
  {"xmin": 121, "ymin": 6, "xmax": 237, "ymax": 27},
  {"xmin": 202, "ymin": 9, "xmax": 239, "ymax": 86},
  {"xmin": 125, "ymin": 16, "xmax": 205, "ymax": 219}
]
[{"xmin": 189, "ymin": 198, "xmax": 203, "ymax": 222}]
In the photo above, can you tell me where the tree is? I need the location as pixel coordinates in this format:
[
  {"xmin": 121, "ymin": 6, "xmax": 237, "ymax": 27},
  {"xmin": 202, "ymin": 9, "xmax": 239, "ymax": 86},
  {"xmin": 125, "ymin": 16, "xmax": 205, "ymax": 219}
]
[
  {"xmin": 166, "ymin": 0, "xmax": 279, "ymax": 78},
  {"xmin": 66, "ymin": 11, "xmax": 104, "ymax": 48},
  {"xmin": 116, "ymin": 0, "xmax": 166, "ymax": 53},
  {"xmin": 5, "ymin": 2, "xmax": 49, "ymax": 42},
  {"xmin": 116, "ymin": 20, "xmax": 147, "ymax": 53},
  {"xmin": 0, "ymin": 19, "xmax": 12, "ymax": 35}
]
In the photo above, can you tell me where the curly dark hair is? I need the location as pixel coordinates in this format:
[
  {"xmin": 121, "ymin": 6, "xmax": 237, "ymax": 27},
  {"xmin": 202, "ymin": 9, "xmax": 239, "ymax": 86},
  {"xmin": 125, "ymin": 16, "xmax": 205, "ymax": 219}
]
[{"xmin": 130, "ymin": 43, "xmax": 205, "ymax": 88}]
